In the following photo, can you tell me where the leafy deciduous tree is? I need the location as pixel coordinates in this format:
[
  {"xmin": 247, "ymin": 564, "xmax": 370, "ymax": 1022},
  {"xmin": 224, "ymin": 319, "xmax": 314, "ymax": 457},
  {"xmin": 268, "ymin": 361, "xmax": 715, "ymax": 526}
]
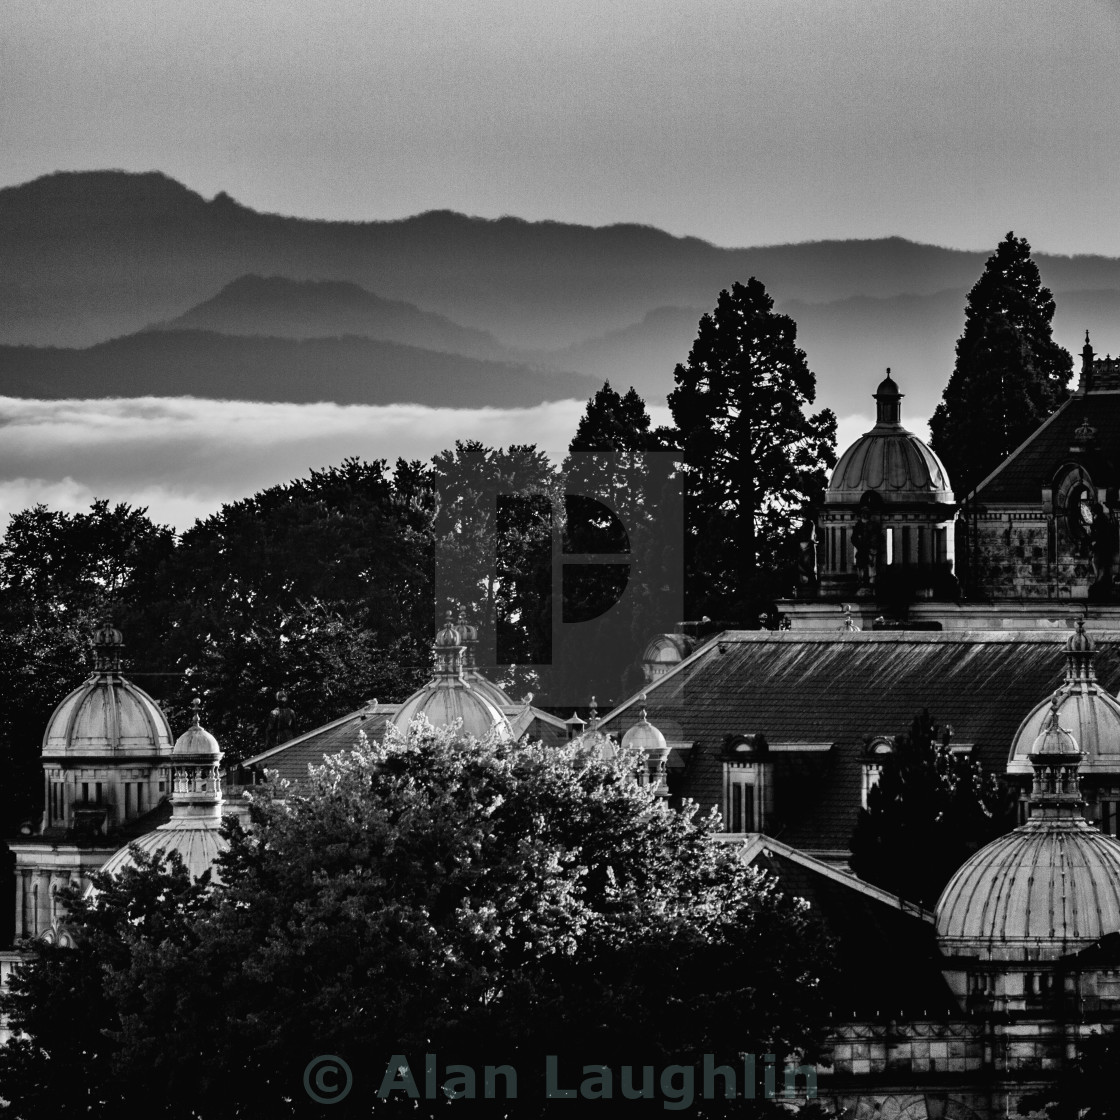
[{"xmin": 1, "ymin": 723, "xmax": 834, "ymax": 1118}]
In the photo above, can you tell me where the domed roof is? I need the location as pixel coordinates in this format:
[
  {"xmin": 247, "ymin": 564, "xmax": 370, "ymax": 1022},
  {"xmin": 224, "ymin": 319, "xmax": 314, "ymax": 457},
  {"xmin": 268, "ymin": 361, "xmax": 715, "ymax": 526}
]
[
  {"xmin": 172, "ymin": 699, "xmax": 221, "ymax": 759},
  {"xmin": 390, "ymin": 614, "xmax": 511, "ymax": 741},
  {"xmin": 98, "ymin": 821, "xmax": 229, "ymax": 885},
  {"xmin": 97, "ymin": 700, "xmax": 227, "ymax": 887},
  {"xmin": 939, "ymin": 697, "xmax": 1120, "ymax": 958},
  {"xmin": 826, "ymin": 372, "xmax": 954, "ymax": 506},
  {"xmin": 1007, "ymin": 623, "xmax": 1120, "ymax": 775},
  {"xmin": 936, "ymin": 818, "xmax": 1120, "ymax": 958},
  {"xmin": 43, "ymin": 624, "xmax": 173, "ymax": 760},
  {"xmin": 621, "ymin": 704, "xmax": 668, "ymax": 754},
  {"xmin": 393, "ymin": 685, "xmax": 511, "ymax": 740}
]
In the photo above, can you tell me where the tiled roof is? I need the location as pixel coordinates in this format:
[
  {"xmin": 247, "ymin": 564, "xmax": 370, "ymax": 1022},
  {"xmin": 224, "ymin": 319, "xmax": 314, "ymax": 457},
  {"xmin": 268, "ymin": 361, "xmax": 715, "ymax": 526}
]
[
  {"xmin": 972, "ymin": 391, "xmax": 1120, "ymax": 504},
  {"xmin": 598, "ymin": 631, "xmax": 1120, "ymax": 852},
  {"xmin": 244, "ymin": 703, "xmax": 396, "ymax": 785}
]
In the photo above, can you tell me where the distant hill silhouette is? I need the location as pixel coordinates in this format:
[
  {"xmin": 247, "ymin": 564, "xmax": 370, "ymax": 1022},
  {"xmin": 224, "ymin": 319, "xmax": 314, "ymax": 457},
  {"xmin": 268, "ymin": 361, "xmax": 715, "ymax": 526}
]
[
  {"xmin": 0, "ymin": 330, "xmax": 596, "ymax": 407},
  {"xmin": 4, "ymin": 170, "xmax": 1120, "ymax": 423},
  {"xmin": 156, "ymin": 275, "xmax": 515, "ymax": 362}
]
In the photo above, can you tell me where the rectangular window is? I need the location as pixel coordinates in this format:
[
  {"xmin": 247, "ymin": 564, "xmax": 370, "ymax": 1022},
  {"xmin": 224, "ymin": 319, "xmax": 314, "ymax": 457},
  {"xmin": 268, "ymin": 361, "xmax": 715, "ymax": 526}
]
[
  {"xmin": 95, "ymin": 782, "xmax": 102, "ymax": 803},
  {"xmin": 839, "ymin": 528, "xmax": 848, "ymax": 573},
  {"xmin": 136, "ymin": 783, "xmax": 144, "ymax": 814},
  {"xmin": 81, "ymin": 781, "xmax": 89, "ymax": 803}
]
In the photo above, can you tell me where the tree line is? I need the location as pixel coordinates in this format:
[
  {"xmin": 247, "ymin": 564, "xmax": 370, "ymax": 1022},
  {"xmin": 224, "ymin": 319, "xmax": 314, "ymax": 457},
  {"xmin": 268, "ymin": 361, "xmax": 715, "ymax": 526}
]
[{"xmin": 0, "ymin": 275, "xmax": 839, "ymax": 836}]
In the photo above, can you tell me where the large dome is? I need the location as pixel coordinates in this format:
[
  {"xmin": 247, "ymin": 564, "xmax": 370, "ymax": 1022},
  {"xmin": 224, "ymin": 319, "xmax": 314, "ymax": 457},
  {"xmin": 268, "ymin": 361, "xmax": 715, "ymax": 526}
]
[
  {"xmin": 98, "ymin": 821, "xmax": 229, "ymax": 884},
  {"xmin": 936, "ymin": 817, "xmax": 1120, "ymax": 958},
  {"xmin": 938, "ymin": 697, "xmax": 1120, "ymax": 960},
  {"xmin": 1007, "ymin": 623, "xmax": 1120, "ymax": 776},
  {"xmin": 390, "ymin": 615, "xmax": 512, "ymax": 741},
  {"xmin": 42, "ymin": 625, "xmax": 173, "ymax": 760},
  {"xmin": 826, "ymin": 372, "xmax": 954, "ymax": 505},
  {"xmin": 393, "ymin": 684, "xmax": 511, "ymax": 740}
]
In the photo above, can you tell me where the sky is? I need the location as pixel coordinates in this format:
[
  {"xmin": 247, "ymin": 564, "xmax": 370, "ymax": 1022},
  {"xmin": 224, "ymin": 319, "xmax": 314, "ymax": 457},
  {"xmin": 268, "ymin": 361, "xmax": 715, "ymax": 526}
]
[
  {"xmin": 0, "ymin": 2, "xmax": 1114, "ymax": 528},
  {"xmin": 3, "ymin": 1, "xmax": 1120, "ymax": 255}
]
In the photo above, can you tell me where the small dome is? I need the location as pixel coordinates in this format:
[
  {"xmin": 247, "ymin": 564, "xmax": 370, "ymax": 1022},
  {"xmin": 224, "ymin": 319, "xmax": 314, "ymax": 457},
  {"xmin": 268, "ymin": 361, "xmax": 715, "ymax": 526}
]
[
  {"xmin": 621, "ymin": 707, "xmax": 668, "ymax": 754},
  {"xmin": 1030, "ymin": 696, "xmax": 1079, "ymax": 756},
  {"xmin": 172, "ymin": 699, "xmax": 221, "ymax": 758},
  {"xmin": 936, "ymin": 819, "xmax": 1120, "ymax": 958},
  {"xmin": 875, "ymin": 372, "xmax": 900, "ymax": 398},
  {"xmin": 826, "ymin": 374, "xmax": 953, "ymax": 506},
  {"xmin": 98, "ymin": 822, "xmax": 229, "ymax": 885},
  {"xmin": 1008, "ymin": 631, "xmax": 1120, "ymax": 776}
]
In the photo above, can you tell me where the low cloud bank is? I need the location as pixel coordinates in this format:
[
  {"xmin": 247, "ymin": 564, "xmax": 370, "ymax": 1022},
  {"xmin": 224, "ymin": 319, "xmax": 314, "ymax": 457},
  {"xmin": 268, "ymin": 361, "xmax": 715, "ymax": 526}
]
[{"xmin": 0, "ymin": 397, "xmax": 672, "ymax": 531}]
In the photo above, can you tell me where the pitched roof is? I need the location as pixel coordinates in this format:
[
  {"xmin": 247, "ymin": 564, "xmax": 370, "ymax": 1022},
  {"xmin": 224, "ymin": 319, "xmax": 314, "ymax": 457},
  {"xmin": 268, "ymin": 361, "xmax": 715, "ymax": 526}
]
[
  {"xmin": 244, "ymin": 702, "xmax": 396, "ymax": 784},
  {"xmin": 597, "ymin": 630, "xmax": 1120, "ymax": 852},
  {"xmin": 972, "ymin": 391, "xmax": 1120, "ymax": 504}
]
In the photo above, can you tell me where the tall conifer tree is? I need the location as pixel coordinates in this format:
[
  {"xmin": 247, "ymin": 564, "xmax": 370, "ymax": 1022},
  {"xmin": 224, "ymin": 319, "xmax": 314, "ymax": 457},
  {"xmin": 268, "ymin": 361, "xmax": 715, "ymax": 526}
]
[
  {"xmin": 930, "ymin": 232, "xmax": 1072, "ymax": 496},
  {"xmin": 666, "ymin": 279, "xmax": 836, "ymax": 618}
]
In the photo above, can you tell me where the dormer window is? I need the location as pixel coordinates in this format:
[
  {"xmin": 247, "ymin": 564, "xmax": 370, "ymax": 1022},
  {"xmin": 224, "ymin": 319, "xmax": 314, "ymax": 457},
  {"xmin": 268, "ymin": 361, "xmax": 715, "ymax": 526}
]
[
  {"xmin": 722, "ymin": 735, "xmax": 769, "ymax": 834},
  {"xmin": 861, "ymin": 735, "xmax": 894, "ymax": 809}
]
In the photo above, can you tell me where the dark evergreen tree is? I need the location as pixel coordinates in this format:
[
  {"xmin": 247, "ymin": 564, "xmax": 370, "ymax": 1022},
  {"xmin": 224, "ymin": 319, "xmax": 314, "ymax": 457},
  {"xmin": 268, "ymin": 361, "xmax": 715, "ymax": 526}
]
[
  {"xmin": 849, "ymin": 709, "xmax": 1017, "ymax": 909},
  {"xmin": 930, "ymin": 232, "xmax": 1072, "ymax": 497},
  {"xmin": 666, "ymin": 279, "xmax": 836, "ymax": 619}
]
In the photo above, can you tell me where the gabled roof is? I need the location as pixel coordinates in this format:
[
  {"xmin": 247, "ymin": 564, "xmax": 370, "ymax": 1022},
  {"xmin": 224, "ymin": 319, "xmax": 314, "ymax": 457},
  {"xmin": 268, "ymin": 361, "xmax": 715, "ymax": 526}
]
[
  {"xmin": 971, "ymin": 391, "xmax": 1120, "ymax": 504},
  {"xmin": 244, "ymin": 702, "xmax": 396, "ymax": 783},
  {"xmin": 598, "ymin": 630, "xmax": 1120, "ymax": 851}
]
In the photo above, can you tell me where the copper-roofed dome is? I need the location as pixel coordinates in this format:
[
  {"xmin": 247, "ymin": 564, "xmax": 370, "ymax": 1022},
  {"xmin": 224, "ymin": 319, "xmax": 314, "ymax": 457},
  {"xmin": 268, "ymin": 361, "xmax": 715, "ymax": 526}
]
[
  {"xmin": 42, "ymin": 621, "xmax": 173, "ymax": 760},
  {"xmin": 938, "ymin": 700, "xmax": 1120, "ymax": 959},
  {"xmin": 1007, "ymin": 621, "xmax": 1120, "ymax": 776},
  {"xmin": 826, "ymin": 371, "xmax": 954, "ymax": 506}
]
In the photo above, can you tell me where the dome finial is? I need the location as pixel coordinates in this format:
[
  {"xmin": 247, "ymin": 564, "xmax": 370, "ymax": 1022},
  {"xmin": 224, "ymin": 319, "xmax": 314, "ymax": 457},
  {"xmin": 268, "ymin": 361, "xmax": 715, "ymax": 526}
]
[
  {"xmin": 1064, "ymin": 617, "xmax": 1097, "ymax": 682},
  {"xmin": 190, "ymin": 696, "xmax": 202, "ymax": 726},
  {"xmin": 92, "ymin": 618, "xmax": 124, "ymax": 674}
]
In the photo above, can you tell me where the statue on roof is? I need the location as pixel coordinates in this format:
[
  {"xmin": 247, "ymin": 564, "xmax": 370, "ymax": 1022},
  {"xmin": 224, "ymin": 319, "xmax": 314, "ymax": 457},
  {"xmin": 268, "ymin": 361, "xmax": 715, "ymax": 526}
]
[
  {"xmin": 851, "ymin": 505, "xmax": 881, "ymax": 595},
  {"xmin": 1088, "ymin": 501, "xmax": 1118, "ymax": 601},
  {"xmin": 264, "ymin": 690, "xmax": 296, "ymax": 749}
]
